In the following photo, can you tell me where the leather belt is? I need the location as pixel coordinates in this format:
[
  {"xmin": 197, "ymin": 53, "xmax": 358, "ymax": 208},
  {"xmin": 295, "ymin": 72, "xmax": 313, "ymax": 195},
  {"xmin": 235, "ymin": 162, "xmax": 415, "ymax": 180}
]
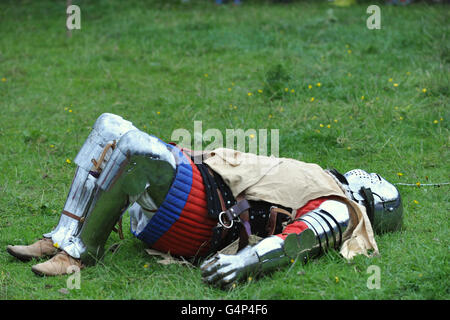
[{"xmin": 218, "ymin": 198, "xmax": 251, "ymax": 229}]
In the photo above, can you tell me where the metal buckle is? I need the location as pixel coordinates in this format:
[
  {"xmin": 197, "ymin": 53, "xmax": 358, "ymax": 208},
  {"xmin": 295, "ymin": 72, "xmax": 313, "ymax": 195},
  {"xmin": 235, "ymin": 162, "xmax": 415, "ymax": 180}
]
[{"xmin": 218, "ymin": 211, "xmax": 233, "ymax": 229}]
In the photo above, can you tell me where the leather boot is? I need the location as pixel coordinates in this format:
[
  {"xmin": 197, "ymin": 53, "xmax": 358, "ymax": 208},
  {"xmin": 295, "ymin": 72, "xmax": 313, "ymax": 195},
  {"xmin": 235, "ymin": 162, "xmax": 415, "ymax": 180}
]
[
  {"xmin": 6, "ymin": 238, "xmax": 59, "ymax": 262},
  {"xmin": 31, "ymin": 251, "xmax": 84, "ymax": 276}
]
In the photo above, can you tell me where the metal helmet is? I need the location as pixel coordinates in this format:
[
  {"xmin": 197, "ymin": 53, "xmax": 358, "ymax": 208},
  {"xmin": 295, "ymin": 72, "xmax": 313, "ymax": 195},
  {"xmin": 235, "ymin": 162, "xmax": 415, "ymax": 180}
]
[{"xmin": 344, "ymin": 169, "xmax": 403, "ymax": 234}]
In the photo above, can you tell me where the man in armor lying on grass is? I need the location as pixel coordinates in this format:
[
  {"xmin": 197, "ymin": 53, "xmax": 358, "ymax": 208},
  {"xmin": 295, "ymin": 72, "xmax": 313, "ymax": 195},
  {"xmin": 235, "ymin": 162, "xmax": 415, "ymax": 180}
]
[{"xmin": 6, "ymin": 113, "xmax": 403, "ymax": 289}]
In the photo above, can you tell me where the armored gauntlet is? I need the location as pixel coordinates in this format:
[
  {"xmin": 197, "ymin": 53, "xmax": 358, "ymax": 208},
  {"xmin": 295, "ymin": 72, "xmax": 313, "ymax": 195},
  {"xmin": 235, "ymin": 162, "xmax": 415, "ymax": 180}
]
[{"xmin": 201, "ymin": 230, "xmax": 315, "ymax": 289}]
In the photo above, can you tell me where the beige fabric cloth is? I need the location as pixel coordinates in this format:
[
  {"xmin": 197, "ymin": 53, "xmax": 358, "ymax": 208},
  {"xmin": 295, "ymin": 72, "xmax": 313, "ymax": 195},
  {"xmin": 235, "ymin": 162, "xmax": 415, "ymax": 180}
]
[{"xmin": 203, "ymin": 148, "xmax": 378, "ymax": 259}]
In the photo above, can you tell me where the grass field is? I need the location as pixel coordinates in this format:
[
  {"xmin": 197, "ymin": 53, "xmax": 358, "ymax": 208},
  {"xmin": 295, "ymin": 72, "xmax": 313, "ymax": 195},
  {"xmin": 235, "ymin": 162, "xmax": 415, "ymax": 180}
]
[{"xmin": 0, "ymin": 0, "xmax": 448, "ymax": 300}]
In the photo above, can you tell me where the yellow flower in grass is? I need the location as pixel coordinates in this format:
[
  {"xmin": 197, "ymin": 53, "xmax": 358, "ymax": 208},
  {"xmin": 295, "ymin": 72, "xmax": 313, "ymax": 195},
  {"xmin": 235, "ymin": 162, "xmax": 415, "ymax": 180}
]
[
  {"xmin": 388, "ymin": 78, "xmax": 393, "ymax": 82},
  {"xmin": 284, "ymin": 88, "xmax": 289, "ymax": 92},
  {"xmin": 156, "ymin": 111, "xmax": 161, "ymax": 115},
  {"xmin": 361, "ymin": 95, "xmax": 365, "ymax": 100},
  {"xmin": 334, "ymin": 119, "xmax": 338, "ymax": 123},
  {"xmin": 50, "ymin": 144, "xmax": 55, "ymax": 148},
  {"xmin": 310, "ymin": 97, "xmax": 315, "ymax": 102},
  {"xmin": 144, "ymin": 264, "xmax": 149, "ymax": 268},
  {"xmin": 347, "ymin": 49, "xmax": 352, "ymax": 54},
  {"xmin": 228, "ymin": 88, "xmax": 232, "ymax": 92},
  {"xmin": 399, "ymin": 116, "xmax": 404, "ymax": 121},
  {"xmin": 327, "ymin": 124, "xmax": 331, "ymax": 128},
  {"xmin": 422, "ymin": 88, "xmax": 427, "ymax": 93},
  {"xmin": 1, "ymin": 77, "xmax": 6, "ymax": 82},
  {"xmin": 249, "ymin": 134, "xmax": 255, "ymax": 139},
  {"xmin": 433, "ymin": 120, "xmax": 438, "ymax": 124},
  {"xmin": 413, "ymin": 200, "xmax": 419, "ymax": 205},
  {"xmin": 406, "ymin": 72, "xmax": 411, "ymax": 76},
  {"xmin": 347, "ymin": 146, "xmax": 351, "ymax": 151},
  {"xmin": 291, "ymin": 89, "xmax": 295, "ymax": 93},
  {"xmin": 308, "ymin": 84, "xmax": 312, "ymax": 89},
  {"xmin": 204, "ymin": 73, "xmax": 208, "ymax": 78},
  {"xmin": 54, "ymin": 242, "xmax": 60, "ymax": 248},
  {"xmin": 416, "ymin": 182, "xmax": 421, "ymax": 187},
  {"xmin": 397, "ymin": 172, "xmax": 403, "ymax": 177},
  {"xmin": 248, "ymin": 92, "xmax": 253, "ymax": 96},
  {"xmin": 316, "ymin": 82, "xmax": 321, "ymax": 87},
  {"xmin": 66, "ymin": 158, "xmax": 71, "ymax": 164},
  {"xmin": 258, "ymin": 89, "xmax": 263, "ymax": 93},
  {"xmin": 319, "ymin": 124, "xmax": 324, "ymax": 128},
  {"xmin": 335, "ymin": 276, "xmax": 339, "ymax": 283},
  {"xmin": 393, "ymin": 83, "xmax": 399, "ymax": 87}
]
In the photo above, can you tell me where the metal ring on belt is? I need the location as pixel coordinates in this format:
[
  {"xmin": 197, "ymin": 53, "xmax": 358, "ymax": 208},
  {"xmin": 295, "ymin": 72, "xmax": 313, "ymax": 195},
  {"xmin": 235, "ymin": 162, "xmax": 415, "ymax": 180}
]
[{"xmin": 218, "ymin": 211, "xmax": 234, "ymax": 229}]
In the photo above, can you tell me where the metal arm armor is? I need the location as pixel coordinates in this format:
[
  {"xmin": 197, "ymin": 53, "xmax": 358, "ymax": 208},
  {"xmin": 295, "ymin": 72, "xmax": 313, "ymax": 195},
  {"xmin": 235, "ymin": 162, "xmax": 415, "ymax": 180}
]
[
  {"xmin": 296, "ymin": 200, "xmax": 350, "ymax": 258},
  {"xmin": 201, "ymin": 200, "xmax": 350, "ymax": 288}
]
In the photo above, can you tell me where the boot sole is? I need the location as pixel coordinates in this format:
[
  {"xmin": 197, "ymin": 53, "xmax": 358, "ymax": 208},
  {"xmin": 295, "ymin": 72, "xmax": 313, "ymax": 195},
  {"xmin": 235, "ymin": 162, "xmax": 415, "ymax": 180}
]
[
  {"xmin": 6, "ymin": 246, "xmax": 34, "ymax": 262},
  {"xmin": 31, "ymin": 266, "xmax": 47, "ymax": 277},
  {"xmin": 6, "ymin": 246, "xmax": 58, "ymax": 263}
]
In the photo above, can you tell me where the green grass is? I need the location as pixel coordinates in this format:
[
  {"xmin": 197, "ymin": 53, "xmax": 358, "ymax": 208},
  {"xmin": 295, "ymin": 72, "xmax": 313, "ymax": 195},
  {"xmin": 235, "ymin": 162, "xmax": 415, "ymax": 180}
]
[{"xmin": 0, "ymin": 0, "xmax": 448, "ymax": 300}]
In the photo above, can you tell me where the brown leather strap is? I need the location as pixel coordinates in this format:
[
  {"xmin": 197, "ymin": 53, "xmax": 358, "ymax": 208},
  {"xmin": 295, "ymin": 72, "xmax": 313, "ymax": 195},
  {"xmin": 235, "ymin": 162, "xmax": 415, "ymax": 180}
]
[
  {"xmin": 62, "ymin": 210, "xmax": 85, "ymax": 223},
  {"xmin": 232, "ymin": 193, "xmax": 251, "ymax": 250},
  {"xmin": 265, "ymin": 206, "xmax": 293, "ymax": 236},
  {"xmin": 91, "ymin": 140, "xmax": 116, "ymax": 172},
  {"xmin": 238, "ymin": 210, "xmax": 251, "ymax": 251},
  {"xmin": 224, "ymin": 199, "xmax": 251, "ymax": 221},
  {"xmin": 270, "ymin": 206, "xmax": 292, "ymax": 218},
  {"xmin": 112, "ymin": 217, "xmax": 124, "ymax": 240},
  {"xmin": 217, "ymin": 188, "xmax": 226, "ymax": 212},
  {"xmin": 266, "ymin": 211, "xmax": 278, "ymax": 236}
]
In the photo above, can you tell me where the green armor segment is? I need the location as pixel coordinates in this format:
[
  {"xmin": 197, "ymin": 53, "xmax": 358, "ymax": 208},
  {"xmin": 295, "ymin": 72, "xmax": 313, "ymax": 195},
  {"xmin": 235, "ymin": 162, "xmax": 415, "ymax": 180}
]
[
  {"xmin": 78, "ymin": 179, "xmax": 129, "ymax": 265},
  {"xmin": 283, "ymin": 229, "xmax": 316, "ymax": 264},
  {"xmin": 66, "ymin": 130, "xmax": 176, "ymax": 265}
]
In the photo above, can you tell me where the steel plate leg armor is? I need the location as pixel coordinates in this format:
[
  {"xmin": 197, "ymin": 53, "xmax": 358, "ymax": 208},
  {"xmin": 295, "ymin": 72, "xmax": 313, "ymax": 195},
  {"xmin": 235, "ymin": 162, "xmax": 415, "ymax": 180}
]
[
  {"xmin": 43, "ymin": 113, "xmax": 137, "ymax": 251},
  {"xmin": 64, "ymin": 130, "xmax": 176, "ymax": 265}
]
